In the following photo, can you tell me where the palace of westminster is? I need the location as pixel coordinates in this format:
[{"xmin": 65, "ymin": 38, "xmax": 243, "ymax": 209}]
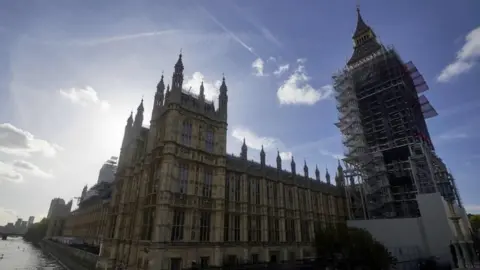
[
  {"xmin": 101, "ymin": 53, "xmax": 347, "ymax": 268},
  {"xmin": 44, "ymin": 7, "xmax": 478, "ymax": 270}
]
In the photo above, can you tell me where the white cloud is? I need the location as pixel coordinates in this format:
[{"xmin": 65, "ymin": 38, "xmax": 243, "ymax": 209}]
[
  {"xmin": 59, "ymin": 86, "xmax": 110, "ymax": 110},
  {"xmin": 465, "ymin": 204, "xmax": 480, "ymax": 214},
  {"xmin": 273, "ymin": 64, "xmax": 290, "ymax": 77},
  {"xmin": 438, "ymin": 132, "xmax": 469, "ymax": 141},
  {"xmin": 0, "ymin": 159, "xmax": 52, "ymax": 183},
  {"xmin": 277, "ymin": 59, "xmax": 333, "ymax": 105},
  {"xmin": 279, "ymin": 152, "xmax": 292, "ymax": 160},
  {"xmin": 0, "ymin": 207, "xmax": 18, "ymax": 225},
  {"xmin": 68, "ymin": 30, "xmax": 178, "ymax": 46},
  {"xmin": 0, "ymin": 161, "xmax": 23, "ymax": 183},
  {"xmin": 259, "ymin": 27, "xmax": 283, "ymax": 48},
  {"xmin": 183, "ymin": 72, "xmax": 222, "ymax": 101},
  {"xmin": 320, "ymin": 150, "xmax": 345, "ymax": 160},
  {"xmin": 12, "ymin": 160, "xmax": 53, "ymax": 179},
  {"xmin": 0, "ymin": 123, "xmax": 62, "ymax": 157},
  {"xmin": 252, "ymin": 58, "xmax": 266, "ymax": 77},
  {"xmin": 231, "ymin": 127, "xmax": 292, "ymax": 160},
  {"xmin": 437, "ymin": 26, "xmax": 480, "ymax": 82}
]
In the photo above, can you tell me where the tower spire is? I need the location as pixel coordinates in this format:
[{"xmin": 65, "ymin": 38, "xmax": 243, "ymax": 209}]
[{"xmin": 347, "ymin": 5, "xmax": 382, "ymax": 66}]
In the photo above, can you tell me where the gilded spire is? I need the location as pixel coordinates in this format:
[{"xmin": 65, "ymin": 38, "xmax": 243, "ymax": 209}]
[{"xmin": 353, "ymin": 6, "xmax": 370, "ymax": 38}]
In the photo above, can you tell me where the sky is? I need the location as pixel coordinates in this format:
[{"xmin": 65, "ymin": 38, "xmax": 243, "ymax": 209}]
[{"xmin": 0, "ymin": 0, "xmax": 479, "ymax": 225}]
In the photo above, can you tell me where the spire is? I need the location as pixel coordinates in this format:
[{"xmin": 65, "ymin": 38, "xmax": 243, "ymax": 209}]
[
  {"xmin": 315, "ymin": 165, "xmax": 320, "ymax": 181},
  {"xmin": 260, "ymin": 145, "xmax": 266, "ymax": 167},
  {"xmin": 276, "ymin": 150, "xmax": 282, "ymax": 170},
  {"xmin": 240, "ymin": 138, "xmax": 247, "ymax": 160},
  {"xmin": 172, "ymin": 52, "xmax": 184, "ymax": 90},
  {"xmin": 291, "ymin": 156, "xmax": 296, "ymax": 175}
]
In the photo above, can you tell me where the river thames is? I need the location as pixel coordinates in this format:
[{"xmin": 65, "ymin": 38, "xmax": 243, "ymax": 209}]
[{"xmin": 0, "ymin": 237, "xmax": 64, "ymax": 269}]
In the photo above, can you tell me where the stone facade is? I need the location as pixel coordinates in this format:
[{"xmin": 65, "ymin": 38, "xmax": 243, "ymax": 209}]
[
  {"xmin": 63, "ymin": 182, "xmax": 112, "ymax": 246},
  {"xmin": 97, "ymin": 55, "xmax": 347, "ymax": 270},
  {"xmin": 63, "ymin": 197, "xmax": 110, "ymax": 246}
]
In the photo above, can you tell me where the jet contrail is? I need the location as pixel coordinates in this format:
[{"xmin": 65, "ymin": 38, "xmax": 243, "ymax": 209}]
[{"xmin": 199, "ymin": 6, "xmax": 259, "ymax": 57}]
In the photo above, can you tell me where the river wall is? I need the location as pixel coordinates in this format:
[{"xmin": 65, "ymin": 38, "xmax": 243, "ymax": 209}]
[{"xmin": 40, "ymin": 239, "xmax": 98, "ymax": 270}]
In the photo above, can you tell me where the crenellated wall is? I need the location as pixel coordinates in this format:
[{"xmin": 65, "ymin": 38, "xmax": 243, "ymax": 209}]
[{"xmin": 40, "ymin": 239, "xmax": 98, "ymax": 270}]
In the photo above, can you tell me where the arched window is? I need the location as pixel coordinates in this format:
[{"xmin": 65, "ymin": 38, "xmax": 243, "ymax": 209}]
[
  {"xmin": 178, "ymin": 163, "xmax": 188, "ymax": 194},
  {"xmin": 181, "ymin": 120, "xmax": 192, "ymax": 145},
  {"xmin": 205, "ymin": 128, "xmax": 214, "ymax": 152}
]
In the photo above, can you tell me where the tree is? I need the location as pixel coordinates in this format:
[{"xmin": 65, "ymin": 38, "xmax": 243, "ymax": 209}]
[
  {"xmin": 23, "ymin": 218, "xmax": 49, "ymax": 246},
  {"xmin": 314, "ymin": 224, "xmax": 396, "ymax": 270},
  {"xmin": 469, "ymin": 214, "xmax": 480, "ymax": 234}
]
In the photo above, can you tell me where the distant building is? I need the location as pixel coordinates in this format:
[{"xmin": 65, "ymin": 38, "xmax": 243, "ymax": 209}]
[
  {"xmin": 45, "ymin": 198, "xmax": 73, "ymax": 238},
  {"xmin": 63, "ymin": 181, "xmax": 112, "ymax": 246},
  {"xmin": 97, "ymin": 157, "xmax": 117, "ymax": 184},
  {"xmin": 47, "ymin": 198, "xmax": 72, "ymax": 218},
  {"xmin": 28, "ymin": 216, "xmax": 35, "ymax": 227},
  {"xmin": 14, "ymin": 218, "xmax": 22, "ymax": 229}
]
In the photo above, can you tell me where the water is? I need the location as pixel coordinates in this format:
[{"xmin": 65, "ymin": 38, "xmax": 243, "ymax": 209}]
[{"xmin": 0, "ymin": 237, "xmax": 65, "ymax": 269}]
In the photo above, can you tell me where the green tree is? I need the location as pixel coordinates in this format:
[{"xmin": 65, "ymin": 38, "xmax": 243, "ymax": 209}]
[
  {"xmin": 469, "ymin": 214, "xmax": 480, "ymax": 233},
  {"xmin": 23, "ymin": 218, "xmax": 49, "ymax": 246},
  {"xmin": 314, "ymin": 224, "xmax": 396, "ymax": 270}
]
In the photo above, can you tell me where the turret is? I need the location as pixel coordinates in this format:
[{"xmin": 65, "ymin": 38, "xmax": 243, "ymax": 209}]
[
  {"xmin": 240, "ymin": 138, "xmax": 247, "ymax": 160},
  {"xmin": 121, "ymin": 112, "xmax": 133, "ymax": 149},
  {"xmin": 291, "ymin": 157, "xmax": 296, "ymax": 176},
  {"xmin": 336, "ymin": 160, "xmax": 345, "ymax": 186},
  {"xmin": 80, "ymin": 185, "xmax": 88, "ymax": 202},
  {"xmin": 152, "ymin": 74, "xmax": 165, "ymax": 120},
  {"xmin": 325, "ymin": 169, "xmax": 331, "ymax": 185},
  {"xmin": 199, "ymin": 81, "xmax": 205, "ymax": 100},
  {"xmin": 303, "ymin": 160, "xmax": 309, "ymax": 178},
  {"xmin": 260, "ymin": 145, "xmax": 266, "ymax": 167},
  {"xmin": 133, "ymin": 99, "xmax": 144, "ymax": 132},
  {"xmin": 315, "ymin": 165, "xmax": 320, "ymax": 181},
  {"xmin": 172, "ymin": 53, "xmax": 184, "ymax": 91},
  {"xmin": 218, "ymin": 75, "xmax": 228, "ymax": 121},
  {"xmin": 276, "ymin": 150, "xmax": 282, "ymax": 170}
]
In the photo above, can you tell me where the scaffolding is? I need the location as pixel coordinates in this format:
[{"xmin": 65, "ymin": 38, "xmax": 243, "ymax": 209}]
[{"xmin": 334, "ymin": 45, "xmax": 456, "ymax": 219}]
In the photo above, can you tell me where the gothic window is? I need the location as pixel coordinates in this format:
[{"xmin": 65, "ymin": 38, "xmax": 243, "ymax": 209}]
[
  {"xmin": 177, "ymin": 163, "xmax": 188, "ymax": 194},
  {"xmin": 203, "ymin": 168, "xmax": 213, "ymax": 198},
  {"xmin": 234, "ymin": 175, "xmax": 241, "ymax": 202},
  {"xmin": 300, "ymin": 220, "xmax": 310, "ymax": 242},
  {"xmin": 181, "ymin": 120, "xmax": 192, "ymax": 145},
  {"xmin": 171, "ymin": 209, "xmax": 185, "ymax": 241},
  {"xmin": 140, "ymin": 207, "xmax": 155, "ymax": 240},
  {"xmin": 285, "ymin": 219, "xmax": 296, "ymax": 242},
  {"xmin": 233, "ymin": 215, "xmax": 241, "ymax": 241},
  {"xmin": 205, "ymin": 128, "xmax": 214, "ymax": 152},
  {"xmin": 199, "ymin": 211, "xmax": 211, "ymax": 242}
]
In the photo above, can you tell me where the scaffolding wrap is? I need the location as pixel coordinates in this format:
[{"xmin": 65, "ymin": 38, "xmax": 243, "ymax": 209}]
[
  {"xmin": 418, "ymin": 95, "xmax": 439, "ymax": 119},
  {"xmin": 334, "ymin": 45, "xmax": 457, "ymax": 219}
]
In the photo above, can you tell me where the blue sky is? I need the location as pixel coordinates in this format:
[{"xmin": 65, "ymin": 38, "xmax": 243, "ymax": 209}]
[{"xmin": 0, "ymin": 0, "xmax": 479, "ymax": 224}]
